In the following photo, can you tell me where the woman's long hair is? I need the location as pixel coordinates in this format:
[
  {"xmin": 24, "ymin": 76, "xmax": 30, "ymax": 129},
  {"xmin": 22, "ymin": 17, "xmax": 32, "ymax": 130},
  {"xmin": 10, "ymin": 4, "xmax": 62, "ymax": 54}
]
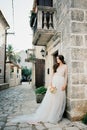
[
  {"xmin": 53, "ymin": 63, "xmax": 58, "ymax": 73},
  {"xmin": 57, "ymin": 55, "xmax": 66, "ymax": 66}
]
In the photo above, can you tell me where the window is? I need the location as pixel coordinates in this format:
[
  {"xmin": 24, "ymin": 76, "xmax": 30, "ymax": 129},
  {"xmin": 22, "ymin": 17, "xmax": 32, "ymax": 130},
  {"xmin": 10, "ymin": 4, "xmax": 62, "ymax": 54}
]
[
  {"xmin": 0, "ymin": 68, "xmax": 1, "ymax": 74},
  {"xmin": 10, "ymin": 67, "xmax": 14, "ymax": 73},
  {"xmin": 47, "ymin": 68, "xmax": 50, "ymax": 74},
  {"xmin": 37, "ymin": 0, "xmax": 53, "ymax": 7},
  {"xmin": 17, "ymin": 68, "xmax": 19, "ymax": 73}
]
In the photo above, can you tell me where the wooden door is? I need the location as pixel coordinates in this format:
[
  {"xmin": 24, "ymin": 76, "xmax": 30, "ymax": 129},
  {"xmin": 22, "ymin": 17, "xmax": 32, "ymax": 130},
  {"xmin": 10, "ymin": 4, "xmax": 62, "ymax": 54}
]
[{"xmin": 35, "ymin": 59, "xmax": 45, "ymax": 88}]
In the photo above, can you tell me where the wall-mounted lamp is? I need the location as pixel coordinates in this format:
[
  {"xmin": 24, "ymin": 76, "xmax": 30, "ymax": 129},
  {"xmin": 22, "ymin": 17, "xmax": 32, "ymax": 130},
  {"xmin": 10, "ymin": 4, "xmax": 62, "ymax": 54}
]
[{"xmin": 40, "ymin": 48, "xmax": 47, "ymax": 57}]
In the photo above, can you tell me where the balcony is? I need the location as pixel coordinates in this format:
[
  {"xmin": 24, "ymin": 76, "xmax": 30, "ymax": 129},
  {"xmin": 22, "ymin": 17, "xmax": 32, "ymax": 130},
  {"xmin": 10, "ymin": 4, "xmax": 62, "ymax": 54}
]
[{"xmin": 32, "ymin": 6, "xmax": 56, "ymax": 46}]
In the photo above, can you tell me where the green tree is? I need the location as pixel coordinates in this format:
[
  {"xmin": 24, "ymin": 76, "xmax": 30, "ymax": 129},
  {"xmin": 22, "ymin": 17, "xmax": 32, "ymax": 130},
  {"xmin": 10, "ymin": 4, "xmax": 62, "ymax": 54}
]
[
  {"xmin": 6, "ymin": 44, "xmax": 14, "ymax": 62},
  {"xmin": 6, "ymin": 44, "xmax": 21, "ymax": 64},
  {"xmin": 13, "ymin": 54, "xmax": 21, "ymax": 63},
  {"xmin": 22, "ymin": 67, "xmax": 32, "ymax": 81}
]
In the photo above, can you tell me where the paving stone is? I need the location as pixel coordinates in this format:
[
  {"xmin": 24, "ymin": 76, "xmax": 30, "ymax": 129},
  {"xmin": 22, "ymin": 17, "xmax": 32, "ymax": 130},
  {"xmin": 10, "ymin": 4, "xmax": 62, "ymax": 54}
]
[
  {"xmin": 5, "ymin": 122, "xmax": 17, "ymax": 126},
  {"xmin": 0, "ymin": 122, "xmax": 5, "ymax": 128},
  {"xmin": 3, "ymin": 126, "xmax": 17, "ymax": 130},
  {"xmin": 18, "ymin": 127, "xmax": 32, "ymax": 130},
  {"xmin": 18, "ymin": 123, "xmax": 29, "ymax": 128},
  {"xmin": 64, "ymin": 127, "xmax": 79, "ymax": 130},
  {"xmin": 58, "ymin": 118, "xmax": 72, "ymax": 128},
  {"xmin": 0, "ymin": 83, "xmax": 86, "ymax": 130},
  {"xmin": 44, "ymin": 122, "xmax": 60, "ymax": 128},
  {"xmin": 35, "ymin": 123, "xmax": 46, "ymax": 130},
  {"xmin": 48, "ymin": 128, "xmax": 62, "ymax": 130},
  {"xmin": 73, "ymin": 121, "xmax": 87, "ymax": 130}
]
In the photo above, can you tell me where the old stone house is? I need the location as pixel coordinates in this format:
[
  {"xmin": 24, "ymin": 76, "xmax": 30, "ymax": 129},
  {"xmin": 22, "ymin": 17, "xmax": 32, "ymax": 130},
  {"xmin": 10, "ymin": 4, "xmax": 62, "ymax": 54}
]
[
  {"xmin": 0, "ymin": 10, "xmax": 9, "ymax": 84},
  {"xmin": 29, "ymin": 0, "xmax": 87, "ymax": 121},
  {"xmin": 6, "ymin": 61, "xmax": 21, "ymax": 87}
]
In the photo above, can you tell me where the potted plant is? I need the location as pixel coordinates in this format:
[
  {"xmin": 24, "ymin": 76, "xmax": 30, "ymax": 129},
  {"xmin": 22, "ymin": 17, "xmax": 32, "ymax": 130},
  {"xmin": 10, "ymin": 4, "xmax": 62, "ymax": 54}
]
[
  {"xmin": 35, "ymin": 86, "xmax": 47, "ymax": 103},
  {"xmin": 82, "ymin": 113, "xmax": 87, "ymax": 125}
]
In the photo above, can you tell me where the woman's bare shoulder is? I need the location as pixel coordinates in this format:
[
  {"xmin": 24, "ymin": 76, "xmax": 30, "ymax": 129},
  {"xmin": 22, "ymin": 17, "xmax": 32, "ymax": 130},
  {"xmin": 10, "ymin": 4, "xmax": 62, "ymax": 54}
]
[{"xmin": 64, "ymin": 64, "xmax": 68, "ymax": 69}]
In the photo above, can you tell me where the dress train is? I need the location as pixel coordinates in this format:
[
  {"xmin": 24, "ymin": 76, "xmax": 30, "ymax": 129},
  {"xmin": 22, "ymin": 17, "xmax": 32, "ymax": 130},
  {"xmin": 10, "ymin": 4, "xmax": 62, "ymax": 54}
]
[{"xmin": 10, "ymin": 74, "xmax": 66, "ymax": 124}]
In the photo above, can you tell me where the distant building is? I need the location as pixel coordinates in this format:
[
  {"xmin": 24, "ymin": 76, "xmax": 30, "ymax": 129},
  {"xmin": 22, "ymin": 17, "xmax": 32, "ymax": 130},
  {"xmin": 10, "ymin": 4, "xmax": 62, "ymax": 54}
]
[
  {"xmin": 6, "ymin": 61, "xmax": 21, "ymax": 87},
  {"xmin": 0, "ymin": 10, "xmax": 9, "ymax": 84},
  {"xmin": 17, "ymin": 50, "xmax": 32, "ymax": 69}
]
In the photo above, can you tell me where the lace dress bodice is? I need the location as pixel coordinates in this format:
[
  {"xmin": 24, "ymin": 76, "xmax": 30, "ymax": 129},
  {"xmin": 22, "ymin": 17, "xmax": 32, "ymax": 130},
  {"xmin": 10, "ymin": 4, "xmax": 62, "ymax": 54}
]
[
  {"xmin": 56, "ymin": 66, "xmax": 66, "ymax": 77},
  {"xmin": 52, "ymin": 65, "xmax": 68, "ymax": 89}
]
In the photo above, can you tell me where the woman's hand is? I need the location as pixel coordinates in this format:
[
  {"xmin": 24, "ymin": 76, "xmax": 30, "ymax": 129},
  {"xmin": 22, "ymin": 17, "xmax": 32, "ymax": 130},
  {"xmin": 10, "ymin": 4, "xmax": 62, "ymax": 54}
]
[
  {"xmin": 49, "ymin": 86, "xmax": 57, "ymax": 94},
  {"xmin": 61, "ymin": 86, "xmax": 66, "ymax": 91}
]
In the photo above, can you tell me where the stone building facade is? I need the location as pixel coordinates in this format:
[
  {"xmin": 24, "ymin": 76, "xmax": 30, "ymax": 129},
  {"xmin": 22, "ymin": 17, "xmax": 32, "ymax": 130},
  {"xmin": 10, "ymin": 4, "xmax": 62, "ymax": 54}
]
[
  {"xmin": 52, "ymin": 0, "xmax": 87, "ymax": 121},
  {"xmin": 6, "ymin": 62, "xmax": 21, "ymax": 87},
  {"xmin": 31, "ymin": 0, "xmax": 87, "ymax": 120},
  {"xmin": 0, "ymin": 10, "xmax": 9, "ymax": 84}
]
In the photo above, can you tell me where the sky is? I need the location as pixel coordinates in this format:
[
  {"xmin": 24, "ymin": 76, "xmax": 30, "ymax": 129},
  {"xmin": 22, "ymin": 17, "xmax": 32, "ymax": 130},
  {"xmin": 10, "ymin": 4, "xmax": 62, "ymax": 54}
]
[{"xmin": 0, "ymin": 0, "xmax": 33, "ymax": 52}]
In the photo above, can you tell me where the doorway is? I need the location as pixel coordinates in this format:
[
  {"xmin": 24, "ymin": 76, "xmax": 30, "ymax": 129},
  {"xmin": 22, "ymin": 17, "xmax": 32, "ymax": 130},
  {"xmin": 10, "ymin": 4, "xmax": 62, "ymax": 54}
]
[
  {"xmin": 53, "ymin": 50, "xmax": 58, "ymax": 64},
  {"xmin": 35, "ymin": 59, "xmax": 45, "ymax": 88}
]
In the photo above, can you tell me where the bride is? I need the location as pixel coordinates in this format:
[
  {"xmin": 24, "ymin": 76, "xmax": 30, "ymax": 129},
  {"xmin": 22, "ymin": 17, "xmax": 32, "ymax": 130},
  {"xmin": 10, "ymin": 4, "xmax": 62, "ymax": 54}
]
[{"xmin": 11, "ymin": 55, "xmax": 68, "ymax": 124}]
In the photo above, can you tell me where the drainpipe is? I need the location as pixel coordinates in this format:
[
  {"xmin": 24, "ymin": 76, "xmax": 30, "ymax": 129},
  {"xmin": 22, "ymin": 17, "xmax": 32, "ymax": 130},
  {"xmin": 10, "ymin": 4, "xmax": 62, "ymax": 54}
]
[
  {"xmin": 4, "ymin": 30, "xmax": 7, "ymax": 83},
  {"xmin": 4, "ymin": 30, "xmax": 15, "ymax": 83}
]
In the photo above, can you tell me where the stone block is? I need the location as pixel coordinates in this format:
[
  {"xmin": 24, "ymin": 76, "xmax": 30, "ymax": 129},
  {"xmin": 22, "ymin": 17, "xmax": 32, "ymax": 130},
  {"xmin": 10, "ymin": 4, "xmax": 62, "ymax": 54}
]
[
  {"xmin": 4, "ymin": 126, "xmax": 17, "ymax": 130},
  {"xmin": 0, "ymin": 83, "xmax": 9, "ymax": 91},
  {"xmin": 66, "ymin": 99, "xmax": 87, "ymax": 114},
  {"xmin": 71, "ymin": 86, "xmax": 85, "ymax": 99},
  {"xmin": 84, "ymin": 35, "xmax": 87, "ymax": 46},
  {"xmin": 71, "ymin": 35, "xmax": 83, "ymax": 46},
  {"xmin": 74, "ymin": 121, "xmax": 87, "ymax": 130},
  {"xmin": 85, "ymin": 11, "xmax": 87, "ymax": 21},
  {"xmin": 66, "ymin": 99, "xmax": 87, "ymax": 121},
  {"xmin": 71, "ymin": 22, "xmax": 87, "ymax": 33},
  {"xmin": 71, "ymin": 10, "xmax": 84, "ymax": 21},
  {"xmin": 0, "ymin": 122, "xmax": 5, "ymax": 128},
  {"xmin": 72, "ymin": 74, "xmax": 87, "ymax": 84},
  {"xmin": 71, "ymin": 0, "xmax": 87, "ymax": 9},
  {"xmin": 71, "ymin": 62, "xmax": 84, "ymax": 73},
  {"xmin": 71, "ymin": 48, "xmax": 87, "ymax": 60},
  {"xmin": 64, "ymin": 127, "xmax": 79, "ymax": 130}
]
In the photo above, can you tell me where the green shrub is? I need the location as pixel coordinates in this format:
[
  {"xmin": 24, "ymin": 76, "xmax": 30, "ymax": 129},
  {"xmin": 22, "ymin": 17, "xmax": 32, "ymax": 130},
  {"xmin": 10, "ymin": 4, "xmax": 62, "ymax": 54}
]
[
  {"xmin": 82, "ymin": 113, "xmax": 87, "ymax": 125},
  {"xmin": 35, "ymin": 86, "xmax": 47, "ymax": 94}
]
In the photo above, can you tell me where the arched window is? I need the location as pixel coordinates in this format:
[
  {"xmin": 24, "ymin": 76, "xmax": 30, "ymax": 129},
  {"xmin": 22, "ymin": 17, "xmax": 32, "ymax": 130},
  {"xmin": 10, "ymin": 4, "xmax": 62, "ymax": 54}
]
[{"xmin": 37, "ymin": 0, "xmax": 53, "ymax": 7}]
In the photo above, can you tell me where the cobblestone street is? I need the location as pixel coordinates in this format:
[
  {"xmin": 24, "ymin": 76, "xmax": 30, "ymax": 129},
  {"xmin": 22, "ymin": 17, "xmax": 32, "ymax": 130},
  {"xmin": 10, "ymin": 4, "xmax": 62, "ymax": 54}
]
[{"xmin": 0, "ymin": 83, "xmax": 87, "ymax": 130}]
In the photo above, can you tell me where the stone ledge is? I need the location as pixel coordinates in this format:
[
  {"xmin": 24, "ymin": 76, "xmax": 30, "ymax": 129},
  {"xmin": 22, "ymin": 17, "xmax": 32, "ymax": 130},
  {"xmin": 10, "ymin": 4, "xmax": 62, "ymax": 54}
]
[{"xmin": 0, "ymin": 83, "xmax": 9, "ymax": 91}]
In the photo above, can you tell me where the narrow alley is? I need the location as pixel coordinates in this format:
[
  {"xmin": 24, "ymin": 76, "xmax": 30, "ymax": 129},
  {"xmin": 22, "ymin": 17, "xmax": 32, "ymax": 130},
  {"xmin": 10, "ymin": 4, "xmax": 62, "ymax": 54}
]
[{"xmin": 0, "ymin": 83, "xmax": 87, "ymax": 130}]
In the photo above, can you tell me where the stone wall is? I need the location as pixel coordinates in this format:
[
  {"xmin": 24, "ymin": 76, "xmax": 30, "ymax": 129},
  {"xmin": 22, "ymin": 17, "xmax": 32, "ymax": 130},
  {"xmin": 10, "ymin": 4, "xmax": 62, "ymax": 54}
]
[
  {"xmin": 0, "ymin": 11, "xmax": 9, "ymax": 84},
  {"xmin": 54, "ymin": 0, "xmax": 87, "ymax": 120},
  {"xmin": 69, "ymin": 0, "xmax": 87, "ymax": 120},
  {"xmin": 0, "ymin": 83, "xmax": 9, "ymax": 90},
  {"xmin": 6, "ymin": 63, "xmax": 21, "ymax": 87},
  {"xmin": 0, "ymin": 21, "xmax": 6, "ymax": 84}
]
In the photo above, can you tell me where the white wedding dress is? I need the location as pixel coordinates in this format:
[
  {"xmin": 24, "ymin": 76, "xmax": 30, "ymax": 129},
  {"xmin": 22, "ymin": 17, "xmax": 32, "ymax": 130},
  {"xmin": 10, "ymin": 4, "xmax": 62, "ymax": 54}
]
[{"xmin": 11, "ymin": 65, "xmax": 67, "ymax": 124}]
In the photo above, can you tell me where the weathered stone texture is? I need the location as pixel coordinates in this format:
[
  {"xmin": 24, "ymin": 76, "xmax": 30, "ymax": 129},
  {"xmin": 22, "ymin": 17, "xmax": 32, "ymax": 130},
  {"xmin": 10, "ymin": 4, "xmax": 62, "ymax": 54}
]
[
  {"xmin": 84, "ymin": 35, "xmax": 87, "ymax": 46},
  {"xmin": 71, "ymin": 10, "xmax": 84, "ymax": 21},
  {"xmin": 71, "ymin": 0, "xmax": 87, "ymax": 9},
  {"xmin": 54, "ymin": 0, "xmax": 87, "ymax": 121},
  {"xmin": 71, "ymin": 62, "xmax": 84, "ymax": 73},
  {"xmin": 71, "ymin": 48, "xmax": 87, "ymax": 60},
  {"xmin": 85, "ymin": 11, "xmax": 87, "ymax": 21},
  {"xmin": 66, "ymin": 99, "xmax": 87, "ymax": 120},
  {"xmin": 71, "ymin": 86, "xmax": 85, "ymax": 99},
  {"xmin": 72, "ymin": 74, "xmax": 87, "ymax": 84},
  {"xmin": 71, "ymin": 22, "xmax": 87, "ymax": 33},
  {"xmin": 71, "ymin": 35, "xmax": 83, "ymax": 46}
]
